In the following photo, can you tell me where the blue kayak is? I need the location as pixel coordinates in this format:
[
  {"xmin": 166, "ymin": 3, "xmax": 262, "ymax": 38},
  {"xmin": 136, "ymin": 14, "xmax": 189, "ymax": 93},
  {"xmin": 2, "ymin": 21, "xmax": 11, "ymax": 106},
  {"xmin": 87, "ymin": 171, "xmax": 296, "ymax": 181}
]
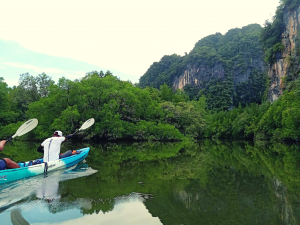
[{"xmin": 0, "ymin": 147, "xmax": 90, "ymax": 184}]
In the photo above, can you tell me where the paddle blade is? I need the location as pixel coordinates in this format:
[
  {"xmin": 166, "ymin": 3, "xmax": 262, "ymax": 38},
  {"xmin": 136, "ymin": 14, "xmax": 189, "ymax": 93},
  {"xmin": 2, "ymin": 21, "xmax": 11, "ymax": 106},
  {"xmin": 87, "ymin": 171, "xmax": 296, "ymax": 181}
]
[
  {"xmin": 79, "ymin": 118, "xmax": 95, "ymax": 131},
  {"xmin": 12, "ymin": 119, "xmax": 38, "ymax": 138},
  {"xmin": 11, "ymin": 209, "xmax": 30, "ymax": 225}
]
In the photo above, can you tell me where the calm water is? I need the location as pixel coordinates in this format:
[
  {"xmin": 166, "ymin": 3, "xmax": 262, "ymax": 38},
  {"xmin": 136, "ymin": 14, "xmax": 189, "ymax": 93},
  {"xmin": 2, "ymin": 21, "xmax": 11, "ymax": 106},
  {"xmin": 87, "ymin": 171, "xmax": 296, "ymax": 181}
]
[{"xmin": 0, "ymin": 140, "xmax": 300, "ymax": 225}]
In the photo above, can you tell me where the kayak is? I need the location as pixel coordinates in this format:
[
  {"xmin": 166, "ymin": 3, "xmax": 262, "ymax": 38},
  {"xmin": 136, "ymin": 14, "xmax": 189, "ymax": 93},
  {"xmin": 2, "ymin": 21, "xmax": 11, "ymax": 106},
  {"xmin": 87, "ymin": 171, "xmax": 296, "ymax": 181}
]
[{"xmin": 0, "ymin": 147, "xmax": 90, "ymax": 184}]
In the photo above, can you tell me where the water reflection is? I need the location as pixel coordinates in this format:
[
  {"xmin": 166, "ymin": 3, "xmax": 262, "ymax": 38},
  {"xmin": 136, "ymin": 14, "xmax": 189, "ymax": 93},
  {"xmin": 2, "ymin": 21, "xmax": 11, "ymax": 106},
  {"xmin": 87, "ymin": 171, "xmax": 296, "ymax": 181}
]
[
  {"xmin": 6, "ymin": 194, "xmax": 160, "ymax": 225},
  {"xmin": 0, "ymin": 163, "xmax": 96, "ymax": 225},
  {"xmin": 41, "ymin": 195, "xmax": 162, "ymax": 225},
  {"xmin": 0, "ymin": 140, "xmax": 300, "ymax": 224},
  {"xmin": 37, "ymin": 175, "xmax": 60, "ymax": 201}
]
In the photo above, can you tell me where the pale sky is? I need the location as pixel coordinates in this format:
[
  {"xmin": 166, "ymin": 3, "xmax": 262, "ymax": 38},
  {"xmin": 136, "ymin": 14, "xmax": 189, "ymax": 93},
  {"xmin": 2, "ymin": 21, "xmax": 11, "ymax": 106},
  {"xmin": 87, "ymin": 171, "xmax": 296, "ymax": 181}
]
[{"xmin": 0, "ymin": 0, "xmax": 280, "ymax": 84}]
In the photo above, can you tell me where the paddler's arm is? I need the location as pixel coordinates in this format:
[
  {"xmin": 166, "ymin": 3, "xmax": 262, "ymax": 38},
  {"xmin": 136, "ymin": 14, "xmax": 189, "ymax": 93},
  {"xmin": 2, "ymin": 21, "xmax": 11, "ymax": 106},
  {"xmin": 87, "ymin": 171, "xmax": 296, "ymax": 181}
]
[
  {"xmin": 37, "ymin": 145, "xmax": 44, "ymax": 153},
  {"xmin": 0, "ymin": 140, "xmax": 6, "ymax": 152},
  {"xmin": 65, "ymin": 134, "xmax": 73, "ymax": 140},
  {"xmin": 59, "ymin": 135, "xmax": 72, "ymax": 144}
]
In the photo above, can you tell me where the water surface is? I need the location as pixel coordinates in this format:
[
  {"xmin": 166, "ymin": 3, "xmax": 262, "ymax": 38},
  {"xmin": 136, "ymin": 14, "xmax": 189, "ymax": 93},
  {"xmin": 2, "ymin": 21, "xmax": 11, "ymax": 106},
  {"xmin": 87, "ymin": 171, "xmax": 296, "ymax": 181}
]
[{"xmin": 0, "ymin": 140, "xmax": 300, "ymax": 225}]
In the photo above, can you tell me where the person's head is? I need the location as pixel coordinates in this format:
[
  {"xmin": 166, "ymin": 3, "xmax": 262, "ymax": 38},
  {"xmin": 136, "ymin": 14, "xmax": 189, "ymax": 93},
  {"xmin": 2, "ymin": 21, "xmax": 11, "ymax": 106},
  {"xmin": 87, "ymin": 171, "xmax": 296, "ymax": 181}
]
[{"xmin": 53, "ymin": 131, "xmax": 63, "ymax": 137}]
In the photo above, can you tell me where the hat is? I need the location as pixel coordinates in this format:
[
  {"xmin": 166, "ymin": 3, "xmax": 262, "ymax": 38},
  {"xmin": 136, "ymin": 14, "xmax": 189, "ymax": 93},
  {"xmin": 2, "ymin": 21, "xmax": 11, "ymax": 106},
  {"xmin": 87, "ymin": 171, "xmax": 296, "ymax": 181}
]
[{"xmin": 54, "ymin": 130, "xmax": 63, "ymax": 137}]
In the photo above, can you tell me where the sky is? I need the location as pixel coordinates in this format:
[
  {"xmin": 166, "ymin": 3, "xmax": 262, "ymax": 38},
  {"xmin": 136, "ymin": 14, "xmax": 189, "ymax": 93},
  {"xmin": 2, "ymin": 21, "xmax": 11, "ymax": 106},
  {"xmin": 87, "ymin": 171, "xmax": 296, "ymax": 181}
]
[
  {"xmin": 0, "ymin": 0, "xmax": 280, "ymax": 86},
  {"xmin": 0, "ymin": 40, "xmax": 135, "ymax": 86}
]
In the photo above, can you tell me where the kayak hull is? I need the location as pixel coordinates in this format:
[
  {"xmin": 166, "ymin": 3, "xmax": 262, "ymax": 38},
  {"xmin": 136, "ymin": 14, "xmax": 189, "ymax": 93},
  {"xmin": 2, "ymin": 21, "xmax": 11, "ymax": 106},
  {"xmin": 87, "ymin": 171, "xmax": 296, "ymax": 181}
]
[{"xmin": 0, "ymin": 147, "xmax": 90, "ymax": 184}]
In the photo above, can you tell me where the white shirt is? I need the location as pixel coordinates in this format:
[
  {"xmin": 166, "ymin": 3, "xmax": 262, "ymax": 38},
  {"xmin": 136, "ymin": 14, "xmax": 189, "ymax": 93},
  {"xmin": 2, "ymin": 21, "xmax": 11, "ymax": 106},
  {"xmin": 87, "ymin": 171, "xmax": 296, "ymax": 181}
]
[{"xmin": 41, "ymin": 137, "xmax": 65, "ymax": 162}]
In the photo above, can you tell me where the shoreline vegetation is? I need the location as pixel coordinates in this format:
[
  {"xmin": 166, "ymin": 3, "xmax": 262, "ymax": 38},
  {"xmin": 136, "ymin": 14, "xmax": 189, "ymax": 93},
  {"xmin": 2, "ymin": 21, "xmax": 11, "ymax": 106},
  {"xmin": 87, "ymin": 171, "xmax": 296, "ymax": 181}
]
[{"xmin": 0, "ymin": 71, "xmax": 299, "ymax": 142}]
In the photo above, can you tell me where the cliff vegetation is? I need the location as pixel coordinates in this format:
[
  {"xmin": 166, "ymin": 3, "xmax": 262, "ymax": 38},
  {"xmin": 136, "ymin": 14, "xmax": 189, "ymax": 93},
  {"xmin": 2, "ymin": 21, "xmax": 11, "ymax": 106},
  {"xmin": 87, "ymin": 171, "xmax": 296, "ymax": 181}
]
[{"xmin": 140, "ymin": 24, "xmax": 267, "ymax": 111}]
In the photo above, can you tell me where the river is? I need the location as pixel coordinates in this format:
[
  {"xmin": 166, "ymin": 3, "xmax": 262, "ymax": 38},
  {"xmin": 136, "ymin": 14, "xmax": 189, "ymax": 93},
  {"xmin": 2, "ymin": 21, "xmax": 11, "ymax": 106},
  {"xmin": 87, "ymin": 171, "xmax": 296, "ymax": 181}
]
[{"xmin": 0, "ymin": 140, "xmax": 299, "ymax": 225}]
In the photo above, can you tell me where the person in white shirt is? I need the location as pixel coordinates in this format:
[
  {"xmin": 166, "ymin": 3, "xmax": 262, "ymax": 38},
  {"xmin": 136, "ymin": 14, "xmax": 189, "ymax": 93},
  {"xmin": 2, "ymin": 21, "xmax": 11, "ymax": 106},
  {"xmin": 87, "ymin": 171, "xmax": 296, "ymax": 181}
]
[{"xmin": 37, "ymin": 131, "xmax": 73, "ymax": 162}]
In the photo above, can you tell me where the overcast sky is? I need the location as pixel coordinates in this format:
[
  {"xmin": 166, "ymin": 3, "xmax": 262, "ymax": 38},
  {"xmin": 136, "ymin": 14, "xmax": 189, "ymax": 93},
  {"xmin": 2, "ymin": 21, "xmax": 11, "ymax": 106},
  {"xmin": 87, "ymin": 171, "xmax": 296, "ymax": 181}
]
[{"xmin": 0, "ymin": 0, "xmax": 280, "ymax": 84}]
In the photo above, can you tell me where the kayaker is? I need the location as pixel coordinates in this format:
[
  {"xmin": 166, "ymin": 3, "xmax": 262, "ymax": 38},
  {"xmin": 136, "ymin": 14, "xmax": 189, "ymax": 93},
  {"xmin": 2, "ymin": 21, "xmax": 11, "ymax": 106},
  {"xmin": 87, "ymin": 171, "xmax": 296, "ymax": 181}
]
[
  {"xmin": 0, "ymin": 140, "xmax": 21, "ymax": 170},
  {"xmin": 37, "ymin": 131, "xmax": 74, "ymax": 162}
]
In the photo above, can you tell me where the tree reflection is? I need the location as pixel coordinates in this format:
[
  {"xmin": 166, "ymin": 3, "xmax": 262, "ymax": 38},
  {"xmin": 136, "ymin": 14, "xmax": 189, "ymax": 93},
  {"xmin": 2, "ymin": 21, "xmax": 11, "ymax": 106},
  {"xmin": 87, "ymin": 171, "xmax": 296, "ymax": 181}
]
[{"xmin": 1, "ymin": 140, "xmax": 300, "ymax": 225}]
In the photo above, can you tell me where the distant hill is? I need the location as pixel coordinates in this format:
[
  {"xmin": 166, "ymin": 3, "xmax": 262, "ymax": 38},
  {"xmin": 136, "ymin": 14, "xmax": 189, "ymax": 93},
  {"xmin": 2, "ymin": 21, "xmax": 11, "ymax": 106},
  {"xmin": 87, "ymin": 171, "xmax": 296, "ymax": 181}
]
[{"xmin": 139, "ymin": 24, "xmax": 267, "ymax": 111}]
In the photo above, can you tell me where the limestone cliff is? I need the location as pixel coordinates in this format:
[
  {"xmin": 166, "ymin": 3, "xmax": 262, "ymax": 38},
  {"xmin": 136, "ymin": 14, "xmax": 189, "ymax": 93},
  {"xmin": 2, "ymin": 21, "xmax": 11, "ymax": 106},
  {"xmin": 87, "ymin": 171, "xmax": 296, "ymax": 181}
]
[
  {"xmin": 170, "ymin": 24, "xmax": 267, "ymax": 108},
  {"xmin": 268, "ymin": 5, "xmax": 300, "ymax": 101},
  {"xmin": 173, "ymin": 63, "xmax": 225, "ymax": 90},
  {"xmin": 140, "ymin": 24, "xmax": 267, "ymax": 109},
  {"xmin": 173, "ymin": 56, "xmax": 265, "ymax": 91}
]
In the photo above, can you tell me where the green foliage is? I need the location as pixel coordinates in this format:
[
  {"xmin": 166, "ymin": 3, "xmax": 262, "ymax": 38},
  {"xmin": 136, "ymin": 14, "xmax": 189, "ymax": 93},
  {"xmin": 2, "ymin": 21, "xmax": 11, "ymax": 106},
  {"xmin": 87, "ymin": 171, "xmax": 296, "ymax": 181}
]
[
  {"xmin": 203, "ymin": 75, "xmax": 300, "ymax": 141},
  {"xmin": 0, "ymin": 121, "xmax": 24, "ymax": 140},
  {"xmin": 280, "ymin": 0, "xmax": 300, "ymax": 10},
  {"xmin": 5, "ymin": 72, "xmax": 55, "ymax": 123},
  {"xmin": 183, "ymin": 85, "xmax": 200, "ymax": 101},
  {"xmin": 139, "ymin": 54, "xmax": 183, "ymax": 88},
  {"xmin": 234, "ymin": 69, "xmax": 267, "ymax": 107},
  {"xmin": 205, "ymin": 79, "xmax": 233, "ymax": 112},
  {"xmin": 140, "ymin": 24, "xmax": 265, "ymax": 111},
  {"xmin": 256, "ymin": 79, "xmax": 300, "ymax": 141},
  {"xmin": 159, "ymin": 84, "xmax": 189, "ymax": 103},
  {"xmin": 85, "ymin": 70, "xmax": 105, "ymax": 78},
  {"xmin": 259, "ymin": 2, "xmax": 286, "ymax": 64},
  {"xmin": 185, "ymin": 46, "xmax": 222, "ymax": 67},
  {"xmin": 0, "ymin": 77, "xmax": 19, "ymax": 127},
  {"xmin": 161, "ymin": 100, "xmax": 207, "ymax": 138},
  {"xmin": 134, "ymin": 120, "xmax": 184, "ymax": 140},
  {"xmin": 159, "ymin": 84, "xmax": 174, "ymax": 101},
  {"xmin": 52, "ymin": 105, "xmax": 80, "ymax": 134},
  {"xmin": 206, "ymin": 102, "xmax": 271, "ymax": 139},
  {"xmin": 18, "ymin": 72, "xmax": 54, "ymax": 100},
  {"xmin": 0, "ymin": 72, "xmax": 208, "ymax": 141}
]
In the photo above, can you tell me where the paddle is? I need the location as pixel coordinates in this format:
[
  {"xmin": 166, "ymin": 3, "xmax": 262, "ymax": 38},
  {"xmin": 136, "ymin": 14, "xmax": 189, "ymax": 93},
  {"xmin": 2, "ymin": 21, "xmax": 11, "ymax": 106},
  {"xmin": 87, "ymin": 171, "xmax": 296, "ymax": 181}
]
[
  {"xmin": 6, "ymin": 118, "xmax": 38, "ymax": 143},
  {"xmin": 72, "ymin": 118, "xmax": 95, "ymax": 135}
]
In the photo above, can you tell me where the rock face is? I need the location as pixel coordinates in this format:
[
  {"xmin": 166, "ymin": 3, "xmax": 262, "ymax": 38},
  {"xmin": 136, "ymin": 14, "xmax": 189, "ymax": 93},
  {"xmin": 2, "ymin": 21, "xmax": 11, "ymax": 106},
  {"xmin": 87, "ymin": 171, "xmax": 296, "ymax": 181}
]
[
  {"xmin": 173, "ymin": 57, "xmax": 265, "ymax": 92},
  {"xmin": 173, "ymin": 63, "xmax": 225, "ymax": 90},
  {"xmin": 232, "ymin": 56, "xmax": 266, "ymax": 86},
  {"xmin": 268, "ymin": 5, "xmax": 300, "ymax": 101}
]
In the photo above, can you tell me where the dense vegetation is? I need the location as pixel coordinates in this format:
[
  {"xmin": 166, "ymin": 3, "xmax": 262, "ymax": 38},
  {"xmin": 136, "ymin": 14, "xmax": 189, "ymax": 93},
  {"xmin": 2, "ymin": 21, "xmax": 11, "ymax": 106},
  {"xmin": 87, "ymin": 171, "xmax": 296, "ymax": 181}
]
[
  {"xmin": 280, "ymin": 0, "xmax": 300, "ymax": 10},
  {"xmin": 259, "ymin": 6, "xmax": 284, "ymax": 64},
  {"xmin": 0, "ymin": 70, "xmax": 299, "ymax": 141},
  {"xmin": 0, "ymin": 72, "xmax": 208, "ymax": 141},
  {"xmin": 140, "ymin": 24, "xmax": 267, "ymax": 110},
  {"xmin": 206, "ymin": 76, "xmax": 300, "ymax": 141}
]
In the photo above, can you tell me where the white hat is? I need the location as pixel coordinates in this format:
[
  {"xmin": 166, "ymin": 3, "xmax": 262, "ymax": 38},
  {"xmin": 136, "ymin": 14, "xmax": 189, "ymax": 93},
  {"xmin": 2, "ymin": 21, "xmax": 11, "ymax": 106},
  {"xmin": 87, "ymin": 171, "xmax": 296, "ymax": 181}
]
[{"xmin": 54, "ymin": 130, "xmax": 63, "ymax": 137}]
